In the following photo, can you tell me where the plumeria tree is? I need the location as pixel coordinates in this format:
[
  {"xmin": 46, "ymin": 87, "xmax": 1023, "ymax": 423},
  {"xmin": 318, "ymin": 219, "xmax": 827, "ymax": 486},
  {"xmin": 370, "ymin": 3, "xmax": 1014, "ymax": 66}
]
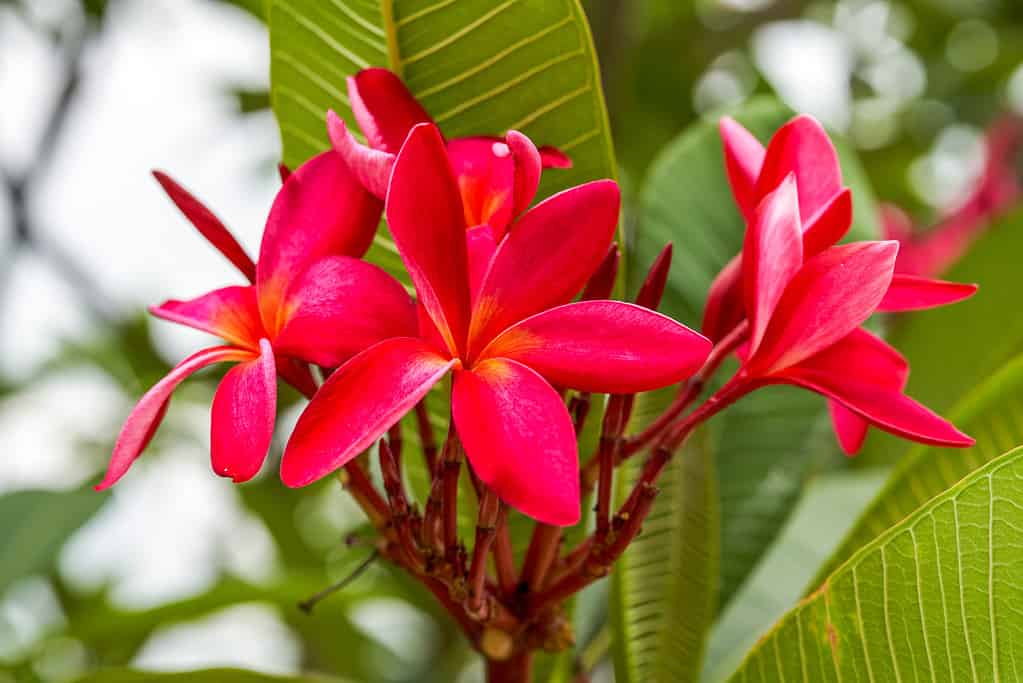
[{"xmin": 8, "ymin": 2, "xmax": 1023, "ymax": 683}]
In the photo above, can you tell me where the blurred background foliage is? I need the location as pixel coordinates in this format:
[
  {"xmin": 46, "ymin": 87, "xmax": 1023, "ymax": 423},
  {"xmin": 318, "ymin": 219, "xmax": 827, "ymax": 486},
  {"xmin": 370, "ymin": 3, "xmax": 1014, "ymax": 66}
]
[{"xmin": 1, "ymin": 0, "xmax": 1022, "ymax": 681}]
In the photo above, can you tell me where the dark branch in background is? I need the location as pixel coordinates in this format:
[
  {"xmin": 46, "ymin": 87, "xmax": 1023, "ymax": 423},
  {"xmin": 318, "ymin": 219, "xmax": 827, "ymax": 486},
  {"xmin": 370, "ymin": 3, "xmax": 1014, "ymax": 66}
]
[{"xmin": 1, "ymin": 4, "xmax": 116, "ymax": 324}]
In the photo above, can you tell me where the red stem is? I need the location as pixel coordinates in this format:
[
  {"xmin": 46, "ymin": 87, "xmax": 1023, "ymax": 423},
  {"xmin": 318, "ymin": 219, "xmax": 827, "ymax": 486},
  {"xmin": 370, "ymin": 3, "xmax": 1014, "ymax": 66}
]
[
  {"xmin": 415, "ymin": 400, "xmax": 438, "ymax": 474},
  {"xmin": 468, "ymin": 489, "xmax": 501, "ymax": 615},
  {"xmin": 486, "ymin": 650, "xmax": 534, "ymax": 683},
  {"xmin": 520, "ymin": 523, "xmax": 561, "ymax": 592},
  {"xmin": 493, "ymin": 505, "xmax": 517, "ymax": 595}
]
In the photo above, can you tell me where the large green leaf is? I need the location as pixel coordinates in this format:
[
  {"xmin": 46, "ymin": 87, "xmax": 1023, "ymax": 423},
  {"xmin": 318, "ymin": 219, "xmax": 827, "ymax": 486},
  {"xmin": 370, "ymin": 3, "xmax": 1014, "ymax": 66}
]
[
  {"xmin": 809, "ymin": 352, "xmax": 1023, "ymax": 591},
  {"xmin": 610, "ymin": 429, "xmax": 719, "ymax": 683},
  {"xmin": 0, "ymin": 486, "xmax": 105, "ymax": 594},
  {"xmin": 725, "ymin": 445, "xmax": 1023, "ymax": 682},
  {"xmin": 269, "ymin": 0, "xmax": 615, "ymax": 195},
  {"xmin": 633, "ymin": 97, "xmax": 881, "ymax": 613},
  {"xmin": 72, "ymin": 669, "xmax": 347, "ymax": 683}
]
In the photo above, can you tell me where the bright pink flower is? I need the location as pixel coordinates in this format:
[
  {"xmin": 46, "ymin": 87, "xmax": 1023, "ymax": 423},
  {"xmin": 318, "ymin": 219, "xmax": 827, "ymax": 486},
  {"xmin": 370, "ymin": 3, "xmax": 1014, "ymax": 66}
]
[
  {"xmin": 326, "ymin": 67, "xmax": 571, "ymax": 242},
  {"xmin": 98, "ymin": 151, "xmax": 417, "ymax": 490},
  {"xmin": 704, "ymin": 114, "xmax": 976, "ymax": 342},
  {"xmin": 282, "ymin": 124, "xmax": 712, "ymax": 526},
  {"xmin": 731, "ymin": 177, "xmax": 973, "ymax": 453}
]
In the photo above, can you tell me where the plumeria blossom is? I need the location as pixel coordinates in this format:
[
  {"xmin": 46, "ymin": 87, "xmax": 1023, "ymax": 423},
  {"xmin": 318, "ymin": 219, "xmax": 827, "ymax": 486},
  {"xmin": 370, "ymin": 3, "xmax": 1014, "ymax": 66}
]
[
  {"xmin": 97, "ymin": 150, "xmax": 417, "ymax": 490},
  {"xmin": 282, "ymin": 123, "xmax": 712, "ymax": 525},
  {"xmin": 727, "ymin": 176, "xmax": 973, "ymax": 454},
  {"xmin": 325, "ymin": 67, "xmax": 570, "ymax": 244},
  {"xmin": 703, "ymin": 114, "xmax": 977, "ymax": 343}
]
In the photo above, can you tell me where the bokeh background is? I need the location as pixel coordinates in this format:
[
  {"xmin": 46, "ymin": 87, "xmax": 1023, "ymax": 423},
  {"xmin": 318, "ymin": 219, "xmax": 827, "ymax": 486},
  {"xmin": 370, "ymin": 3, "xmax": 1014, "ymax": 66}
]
[{"xmin": 1, "ymin": 0, "xmax": 1021, "ymax": 681}]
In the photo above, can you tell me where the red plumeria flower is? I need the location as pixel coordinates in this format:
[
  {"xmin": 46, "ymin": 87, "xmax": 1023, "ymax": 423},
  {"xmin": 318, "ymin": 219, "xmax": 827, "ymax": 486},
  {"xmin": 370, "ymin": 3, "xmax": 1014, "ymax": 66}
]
[
  {"xmin": 325, "ymin": 67, "xmax": 570, "ymax": 243},
  {"xmin": 97, "ymin": 151, "xmax": 417, "ymax": 490},
  {"xmin": 704, "ymin": 114, "xmax": 977, "ymax": 342},
  {"xmin": 727, "ymin": 176, "xmax": 973, "ymax": 454},
  {"xmin": 281, "ymin": 124, "xmax": 712, "ymax": 526}
]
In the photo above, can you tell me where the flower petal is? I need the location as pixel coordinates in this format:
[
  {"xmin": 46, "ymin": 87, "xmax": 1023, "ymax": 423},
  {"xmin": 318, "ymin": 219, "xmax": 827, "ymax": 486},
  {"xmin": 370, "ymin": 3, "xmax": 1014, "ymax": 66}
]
[
  {"xmin": 447, "ymin": 137, "xmax": 515, "ymax": 234},
  {"xmin": 327, "ymin": 110, "xmax": 394, "ymax": 199},
  {"xmin": 877, "ymin": 274, "xmax": 978, "ymax": 312},
  {"xmin": 579, "ymin": 244, "xmax": 620, "ymax": 301},
  {"xmin": 538, "ymin": 146, "xmax": 572, "ymax": 169},
  {"xmin": 743, "ymin": 174, "xmax": 803, "ymax": 354},
  {"xmin": 386, "ymin": 123, "xmax": 471, "ymax": 355},
  {"xmin": 150, "ymin": 286, "xmax": 263, "ymax": 349},
  {"xmin": 701, "ymin": 254, "xmax": 745, "ymax": 342},
  {"xmin": 480, "ymin": 301, "xmax": 712, "ymax": 393},
  {"xmin": 829, "ymin": 401, "xmax": 870, "ymax": 455},
  {"xmin": 466, "ymin": 225, "xmax": 498, "ymax": 307},
  {"xmin": 801, "ymin": 188, "xmax": 852, "ymax": 257},
  {"xmin": 347, "ymin": 68, "xmax": 433, "ymax": 153},
  {"xmin": 468, "ymin": 180, "xmax": 621, "ymax": 356},
  {"xmin": 749, "ymin": 241, "xmax": 898, "ymax": 373},
  {"xmin": 506, "ymin": 130, "xmax": 542, "ymax": 218},
  {"xmin": 755, "ymin": 115, "xmax": 843, "ymax": 225},
  {"xmin": 776, "ymin": 331, "xmax": 971, "ymax": 448},
  {"xmin": 719, "ymin": 116, "xmax": 766, "ymax": 222},
  {"xmin": 152, "ymin": 171, "xmax": 257, "ymax": 282},
  {"xmin": 452, "ymin": 358, "xmax": 579, "ymax": 525},
  {"xmin": 274, "ymin": 255, "xmax": 417, "ymax": 368},
  {"xmin": 257, "ymin": 150, "xmax": 383, "ymax": 327},
  {"xmin": 211, "ymin": 338, "xmax": 277, "ymax": 483},
  {"xmin": 97, "ymin": 346, "xmax": 252, "ymax": 490},
  {"xmin": 281, "ymin": 338, "xmax": 455, "ymax": 487}
]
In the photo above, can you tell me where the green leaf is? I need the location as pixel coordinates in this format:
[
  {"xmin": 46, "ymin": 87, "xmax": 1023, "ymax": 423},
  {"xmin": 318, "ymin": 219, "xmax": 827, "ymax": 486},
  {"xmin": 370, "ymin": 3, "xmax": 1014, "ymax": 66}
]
[
  {"xmin": 0, "ymin": 487, "xmax": 105, "ymax": 594},
  {"xmin": 808, "ymin": 351, "xmax": 1023, "ymax": 591},
  {"xmin": 632, "ymin": 96, "xmax": 881, "ymax": 612},
  {"xmin": 725, "ymin": 445, "xmax": 1023, "ymax": 682},
  {"xmin": 71, "ymin": 669, "xmax": 347, "ymax": 683},
  {"xmin": 609, "ymin": 429, "xmax": 719, "ymax": 683},
  {"xmin": 268, "ymin": 0, "xmax": 616, "ymax": 194}
]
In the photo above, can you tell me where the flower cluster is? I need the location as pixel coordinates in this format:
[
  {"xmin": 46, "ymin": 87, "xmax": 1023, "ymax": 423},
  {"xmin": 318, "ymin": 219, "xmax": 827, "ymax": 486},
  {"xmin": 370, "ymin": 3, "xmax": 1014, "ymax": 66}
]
[{"xmin": 100, "ymin": 68, "xmax": 977, "ymax": 654}]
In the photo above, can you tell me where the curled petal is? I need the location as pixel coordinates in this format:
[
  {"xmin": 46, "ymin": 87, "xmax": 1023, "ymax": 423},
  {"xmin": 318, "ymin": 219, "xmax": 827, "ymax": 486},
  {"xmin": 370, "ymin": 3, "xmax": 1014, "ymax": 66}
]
[
  {"xmin": 211, "ymin": 339, "xmax": 277, "ymax": 483},
  {"xmin": 539, "ymin": 146, "xmax": 572, "ymax": 169},
  {"xmin": 743, "ymin": 175, "xmax": 803, "ymax": 354},
  {"xmin": 877, "ymin": 274, "xmax": 978, "ymax": 312},
  {"xmin": 150, "ymin": 285, "xmax": 263, "ymax": 349},
  {"xmin": 386, "ymin": 123, "xmax": 471, "ymax": 355},
  {"xmin": 506, "ymin": 130, "xmax": 542, "ymax": 218},
  {"xmin": 453, "ymin": 359, "xmax": 579, "ymax": 525},
  {"xmin": 749, "ymin": 241, "xmax": 898, "ymax": 374},
  {"xmin": 327, "ymin": 110, "xmax": 394, "ymax": 199},
  {"xmin": 274, "ymin": 255, "xmax": 417, "ymax": 368},
  {"xmin": 469, "ymin": 180, "xmax": 621, "ymax": 356},
  {"xmin": 701, "ymin": 255, "xmax": 745, "ymax": 342},
  {"xmin": 719, "ymin": 116, "xmax": 766, "ymax": 222},
  {"xmin": 755, "ymin": 115, "xmax": 843, "ymax": 226},
  {"xmin": 829, "ymin": 401, "xmax": 870, "ymax": 455},
  {"xmin": 480, "ymin": 301, "xmax": 711, "ymax": 394},
  {"xmin": 447, "ymin": 137, "xmax": 515, "ymax": 234},
  {"xmin": 152, "ymin": 171, "xmax": 256, "ymax": 282},
  {"xmin": 97, "ymin": 346, "xmax": 252, "ymax": 490},
  {"xmin": 281, "ymin": 338, "xmax": 455, "ymax": 487},
  {"xmin": 257, "ymin": 151, "xmax": 383, "ymax": 328},
  {"xmin": 801, "ymin": 189, "xmax": 852, "ymax": 257},
  {"xmin": 347, "ymin": 68, "xmax": 433, "ymax": 153}
]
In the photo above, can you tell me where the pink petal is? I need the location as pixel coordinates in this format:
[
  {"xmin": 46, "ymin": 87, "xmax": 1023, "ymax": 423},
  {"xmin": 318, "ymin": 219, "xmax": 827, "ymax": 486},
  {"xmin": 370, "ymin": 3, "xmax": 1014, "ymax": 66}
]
[
  {"xmin": 211, "ymin": 338, "xmax": 277, "ymax": 483},
  {"xmin": 327, "ymin": 110, "xmax": 394, "ymax": 199},
  {"xmin": 466, "ymin": 225, "xmax": 498, "ymax": 307},
  {"xmin": 150, "ymin": 285, "xmax": 263, "ymax": 349},
  {"xmin": 152, "ymin": 171, "xmax": 257, "ymax": 283},
  {"xmin": 635, "ymin": 242, "xmax": 672, "ymax": 310},
  {"xmin": 702, "ymin": 255, "xmax": 745, "ymax": 342},
  {"xmin": 801, "ymin": 189, "xmax": 852, "ymax": 257},
  {"xmin": 281, "ymin": 338, "xmax": 455, "ymax": 487},
  {"xmin": 829, "ymin": 401, "xmax": 870, "ymax": 455},
  {"xmin": 876, "ymin": 274, "xmax": 978, "ymax": 312},
  {"xmin": 452, "ymin": 359, "xmax": 579, "ymax": 525},
  {"xmin": 347, "ymin": 68, "xmax": 433, "ymax": 153},
  {"xmin": 479, "ymin": 300, "xmax": 712, "ymax": 394},
  {"xmin": 538, "ymin": 145, "xmax": 572, "ymax": 169},
  {"xmin": 257, "ymin": 150, "xmax": 383, "ymax": 327},
  {"xmin": 743, "ymin": 175, "xmax": 803, "ymax": 354},
  {"xmin": 447, "ymin": 137, "xmax": 515, "ymax": 235},
  {"xmin": 385, "ymin": 123, "xmax": 472, "ymax": 355},
  {"xmin": 749, "ymin": 241, "xmax": 898, "ymax": 374},
  {"xmin": 777, "ymin": 332, "xmax": 971, "ymax": 448},
  {"xmin": 97, "ymin": 346, "xmax": 252, "ymax": 490},
  {"xmin": 468, "ymin": 180, "xmax": 621, "ymax": 356},
  {"xmin": 506, "ymin": 130, "xmax": 542, "ymax": 218},
  {"xmin": 580, "ymin": 244, "xmax": 620, "ymax": 301},
  {"xmin": 277, "ymin": 164, "xmax": 291, "ymax": 183},
  {"xmin": 755, "ymin": 115, "xmax": 843, "ymax": 226},
  {"xmin": 719, "ymin": 116, "xmax": 766, "ymax": 222},
  {"xmin": 273, "ymin": 255, "xmax": 417, "ymax": 367}
]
